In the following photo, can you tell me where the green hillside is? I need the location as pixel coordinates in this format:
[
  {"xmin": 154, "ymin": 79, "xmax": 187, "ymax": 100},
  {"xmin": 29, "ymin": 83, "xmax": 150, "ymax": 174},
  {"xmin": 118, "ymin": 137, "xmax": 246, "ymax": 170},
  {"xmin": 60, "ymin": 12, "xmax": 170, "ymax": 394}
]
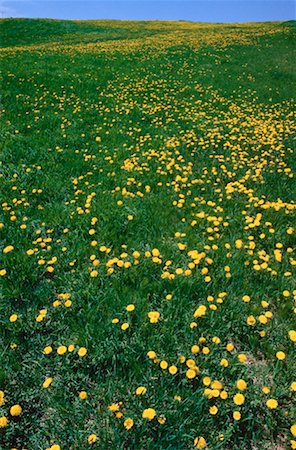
[{"xmin": 0, "ymin": 18, "xmax": 296, "ymax": 450}]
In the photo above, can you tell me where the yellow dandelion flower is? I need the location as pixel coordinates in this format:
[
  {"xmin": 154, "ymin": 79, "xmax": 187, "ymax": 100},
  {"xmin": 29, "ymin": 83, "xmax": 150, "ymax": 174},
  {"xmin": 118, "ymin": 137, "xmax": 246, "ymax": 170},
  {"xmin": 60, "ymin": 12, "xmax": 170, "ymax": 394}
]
[
  {"xmin": 236, "ymin": 379, "xmax": 247, "ymax": 390},
  {"xmin": 10, "ymin": 404, "xmax": 22, "ymax": 416},
  {"xmin": 135, "ymin": 386, "xmax": 147, "ymax": 395},
  {"xmin": 126, "ymin": 304, "xmax": 135, "ymax": 312},
  {"xmin": 79, "ymin": 391, "xmax": 88, "ymax": 399},
  {"xmin": 57, "ymin": 346, "xmax": 67, "ymax": 355},
  {"xmin": 186, "ymin": 369, "xmax": 197, "ymax": 379},
  {"xmin": 0, "ymin": 416, "xmax": 8, "ymax": 428},
  {"xmin": 194, "ymin": 436, "xmax": 207, "ymax": 448},
  {"xmin": 88, "ymin": 434, "xmax": 97, "ymax": 444},
  {"xmin": 9, "ymin": 314, "xmax": 18, "ymax": 322},
  {"xmin": 124, "ymin": 417, "xmax": 134, "ymax": 429},
  {"xmin": 78, "ymin": 347, "xmax": 87, "ymax": 357},
  {"xmin": 233, "ymin": 393, "xmax": 245, "ymax": 405},
  {"xmin": 142, "ymin": 408, "xmax": 156, "ymax": 421},
  {"xmin": 42, "ymin": 377, "xmax": 53, "ymax": 388},
  {"xmin": 276, "ymin": 351, "xmax": 286, "ymax": 360},
  {"xmin": 3, "ymin": 245, "xmax": 14, "ymax": 254},
  {"xmin": 266, "ymin": 398, "xmax": 278, "ymax": 409}
]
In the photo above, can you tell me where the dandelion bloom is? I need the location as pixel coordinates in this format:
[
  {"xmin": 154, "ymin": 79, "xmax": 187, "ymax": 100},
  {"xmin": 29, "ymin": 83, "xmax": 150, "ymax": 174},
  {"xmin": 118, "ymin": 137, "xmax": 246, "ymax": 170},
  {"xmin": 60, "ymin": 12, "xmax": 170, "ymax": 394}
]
[
  {"xmin": 9, "ymin": 314, "xmax": 18, "ymax": 322},
  {"xmin": 186, "ymin": 369, "xmax": 197, "ymax": 379},
  {"xmin": 276, "ymin": 351, "xmax": 286, "ymax": 360},
  {"xmin": 158, "ymin": 415, "xmax": 166, "ymax": 424},
  {"xmin": 43, "ymin": 346, "xmax": 53, "ymax": 355},
  {"xmin": 142, "ymin": 408, "xmax": 156, "ymax": 421},
  {"xmin": 160, "ymin": 360, "xmax": 168, "ymax": 369},
  {"xmin": 266, "ymin": 399, "xmax": 278, "ymax": 409},
  {"xmin": 194, "ymin": 305, "xmax": 207, "ymax": 318},
  {"xmin": 124, "ymin": 417, "xmax": 134, "ymax": 429},
  {"xmin": 247, "ymin": 315, "xmax": 256, "ymax": 326},
  {"xmin": 57, "ymin": 346, "xmax": 67, "ymax": 355},
  {"xmin": 233, "ymin": 393, "xmax": 245, "ymax": 405},
  {"xmin": 126, "ymin": 304, "xmax": 135, "ymax": 312},
  {"xmin": 236, "ymin": 379, "xmax": 247, "ymax": 390},
  {"xmin": 288, "ymin": 330, "xmax": 296, "ymax": 342},
  {"xmin": 0, "ymin": 391, "xmax": 4, "ymax": 406},
  {"xmin": 0, "ymin": 416, "xmax": 8, "ymax": 427},
  {"xmin": 79, "ymin": 391, "xmax": 88, "ymax": 399},
  {"xmin": 3, "ymin": 245, "xmax": 14, "ymax": 254},
  {"xmin": 88, "ymin": 434, "xmax": 97, "ymax": 444},
  {"xmin": 42, "ymin": 377, "xmax": 53, "ymax": 388},
  {"xmin": 148, "ymin": 311, "xmax": 160, "ymax": 323},
  {"xmin": 10, "ymin": 404, "xmax": 22, "ymax": 416},
  {"xmin": 78, "ymin": 347, "xmax": 87, "ymax": 357},
  {"xmin": 108, "ymin": 403, "xmax": 120, "ymax": 412},
  {"xmin": 135, "ymin": 386, "xmax": 147, "ymax": 395},
  {"xmin": 194, "ymin": 436, "xmax": 207, "ymax": 448},
  {"xmin": 169, "ymin": 365, "xmax": 178, "ymax": 375},
  {"xmin": 209, "ymin": 405, "xmax": 218, "ymax": 415}
]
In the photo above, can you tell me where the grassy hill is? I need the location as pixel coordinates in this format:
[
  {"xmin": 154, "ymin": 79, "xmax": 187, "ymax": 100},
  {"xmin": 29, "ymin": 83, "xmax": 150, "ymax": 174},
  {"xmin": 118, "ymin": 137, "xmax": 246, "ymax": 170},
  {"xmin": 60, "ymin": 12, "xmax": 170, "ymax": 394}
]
[{"xmin": 0, "ymin": 18, "xmax": 296, "ymax": 450}]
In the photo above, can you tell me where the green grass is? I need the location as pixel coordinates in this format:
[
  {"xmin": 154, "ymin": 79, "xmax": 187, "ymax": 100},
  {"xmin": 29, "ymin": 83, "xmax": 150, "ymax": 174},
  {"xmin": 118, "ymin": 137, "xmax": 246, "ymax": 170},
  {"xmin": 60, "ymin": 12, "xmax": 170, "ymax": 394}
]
[{"xmin": 0, "ymin": 18, "xmax": 295, "ymax": 450}]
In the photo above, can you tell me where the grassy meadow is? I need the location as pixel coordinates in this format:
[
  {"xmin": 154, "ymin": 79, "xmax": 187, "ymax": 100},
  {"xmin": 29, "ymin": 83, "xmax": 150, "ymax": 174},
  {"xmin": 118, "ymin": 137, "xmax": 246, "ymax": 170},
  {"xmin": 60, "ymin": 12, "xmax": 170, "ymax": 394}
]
[{"xmin": 0, "ymin": 18, "xmax": 296, "ymax": 449}]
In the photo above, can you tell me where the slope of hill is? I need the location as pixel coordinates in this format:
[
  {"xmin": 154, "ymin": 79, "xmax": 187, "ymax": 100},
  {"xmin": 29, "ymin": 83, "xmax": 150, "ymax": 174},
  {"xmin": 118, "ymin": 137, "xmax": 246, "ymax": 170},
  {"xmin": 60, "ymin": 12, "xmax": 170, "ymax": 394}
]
[{"xmin": 0, "ymin": 19, "xmax": 295, "ymax": 450}]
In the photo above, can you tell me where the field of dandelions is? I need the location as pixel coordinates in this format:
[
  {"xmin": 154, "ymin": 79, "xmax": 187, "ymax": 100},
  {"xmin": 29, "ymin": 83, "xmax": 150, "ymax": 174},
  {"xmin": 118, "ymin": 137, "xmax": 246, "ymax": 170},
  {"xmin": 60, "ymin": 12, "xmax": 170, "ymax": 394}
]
[{"xmin": 0, "ymin": 18, "xmax": 295, "ymax": 450}]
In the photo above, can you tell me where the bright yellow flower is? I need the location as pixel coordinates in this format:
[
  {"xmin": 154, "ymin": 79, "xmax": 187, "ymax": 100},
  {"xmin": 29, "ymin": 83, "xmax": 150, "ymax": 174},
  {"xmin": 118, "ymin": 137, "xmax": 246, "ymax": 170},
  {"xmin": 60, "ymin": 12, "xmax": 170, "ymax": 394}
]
[
  {"xmin": 108, "ymin": 403, "xmax": 120, "ymax": 412},
  {"xmin": 124, "ymin": 417, "xmax": 134, "ymax": 429},
  {"xmin": 126, "ymin": 304, "xmax": 135, "ymax": 312},
  {"xmin": 247, "ymin": 315, "xmax": 256, "ymax": 326},
  {"xmin": 3, "ymin": 245, "xmax": 14, "ymax": 254},
  {"xmin": 186, "ymin": 369, "xmax": 197, "ymax": 379},
  {"xmin": 88, "ymin": 434, "xmax": 97, "ymax": 444},
  {"xmin": 276, "ymin": 351, "xmax": 285, "ymax": 360},
  {"xmin": 289, "ymin": 330, "xmax": 296, "ymax": 342},
  {"xmin": 194, "ymin": 305, "xmax": 207, "ymax": 318},
  {"xmin": 9, "ymin": 314, "xmax": 18, "ymax": 322},
  {"xmin": 10, "ymin": 404, "xmax": 22, "ymax": 416},
  {"xmin": 0, "ymin": 391, "xmax": 4, "ymax": 407},
  {"xmin": 148, "ymin": 311, "xmax": 160, "ymax": 323},
  {"xmin": 194, "ymin": 436, "xmax": 207, "ymax": 448},
  {"xmin": 169, "ymin": 365, "xmax": 178, "ymax": 375},
  {"xmin": 0, "ymin": 416, "xmax": 8, "ymax": 428},
  {"xmin": 142, "ymin": 408, "xmax": 156, "ymax": 421},
  {"xmin": 79, "ymin": 391, "xmax": 88, "ymax": 399},
  {"xmin": 160, "ymin": 360, "xmax": 168, "ymax": 369},
  {"xmin": 209, "ymin": 405, "xmax": 218, "ymax": 415},
  {"xmin": 43, "ymin": 346, "xmax": 52, "ymax": 354},
  {"xmin": 266, "ymin": 398, "xmax": 278, "ymax": 409},
  {"xmin": 135, "ymin": 386, "xmax": 147, "ymax": 395},
  {"xmin": 233, "ymin": 393, "xmax": 245, "ymax": 405},
  {"xmin": 42, "ymin": 377, "xmax": 53, "ymax": 388},
  {"xmin": 78, "ymin": 347, "xmax": 87, "ymax": 357},
  {"xmin": 236, "ymin": 379, "xmax": 247, "ymax": 390},
  {"xmin": 57, "ymin": 346, "xmax": 67, "ymax": 355}
]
